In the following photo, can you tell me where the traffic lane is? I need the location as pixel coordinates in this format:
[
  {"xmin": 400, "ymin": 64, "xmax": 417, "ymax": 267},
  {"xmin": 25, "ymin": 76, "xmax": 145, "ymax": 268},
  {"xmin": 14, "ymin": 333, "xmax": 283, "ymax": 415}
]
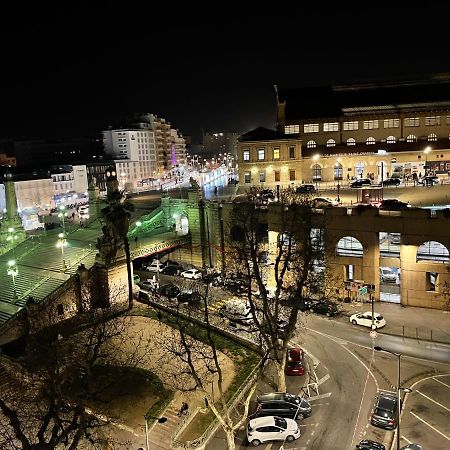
[
  {"xmin": 295, "ymin": 328, "xmax": 377, "ymax": 450},
  {"xmin": 400, "ymin": 374, "xmax": 450, "ymax": 450},
  {"xmin": 303, "ymin": 313, "xmax": 450, "ymax": 364}
]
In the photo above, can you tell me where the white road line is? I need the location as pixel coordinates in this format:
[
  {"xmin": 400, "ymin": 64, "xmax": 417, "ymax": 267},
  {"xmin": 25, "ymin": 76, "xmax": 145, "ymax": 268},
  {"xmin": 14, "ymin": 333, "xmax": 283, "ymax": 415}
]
[
  {"xmin": 410, "ymin": 411, "xmax": 450, "ymax": 442},
  {"xmin": 433, "ymin": 376, "xmax": 450, "ymax": 389},
  {"xmin": 317, "ymin": 373, "xmax": 330, "ymax": 385},
  {"xmin": 401, "ymin": 435, "xmax": 412, "ymax": 444},
  {"xmin": 416, "ymin": 390, "xmax": 450, "ymax": 413}
]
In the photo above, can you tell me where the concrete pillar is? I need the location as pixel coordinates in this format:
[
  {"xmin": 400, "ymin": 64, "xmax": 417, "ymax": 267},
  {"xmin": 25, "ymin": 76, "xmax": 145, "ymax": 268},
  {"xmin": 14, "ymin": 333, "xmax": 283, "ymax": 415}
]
[{"xmin": 187, "ymin": 189, "xmax": 207, "ymax": 269}]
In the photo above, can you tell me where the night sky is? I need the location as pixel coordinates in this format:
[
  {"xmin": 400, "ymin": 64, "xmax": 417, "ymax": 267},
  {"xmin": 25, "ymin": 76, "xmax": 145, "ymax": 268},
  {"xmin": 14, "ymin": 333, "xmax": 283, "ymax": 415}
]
[{"xmin": 1, "ymin": 4, "xmax": 450, "ymax": 143}]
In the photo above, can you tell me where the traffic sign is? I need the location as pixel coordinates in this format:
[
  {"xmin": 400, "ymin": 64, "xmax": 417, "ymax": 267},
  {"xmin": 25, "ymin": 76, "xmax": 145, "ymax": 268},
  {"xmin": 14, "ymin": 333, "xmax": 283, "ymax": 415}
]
[{"xmin": 370, "ymin": 330, "xmax": 378, "ymax": 339}]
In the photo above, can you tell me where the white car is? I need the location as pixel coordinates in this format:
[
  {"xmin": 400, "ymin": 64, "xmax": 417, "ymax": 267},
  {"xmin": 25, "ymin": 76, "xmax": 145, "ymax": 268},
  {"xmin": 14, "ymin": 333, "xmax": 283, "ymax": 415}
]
[
  {"xmin": 139, "ymin": 279, "xmax": 159, "ymax": 291},
  {"xmin": 312, "ymin": 197, "xmax": 339, "ymax": 207},
  {"xmin": 144, "ymin": 260, "xmax": 165, "ymax": 273},
  {"xmin": 350, "ymin": 312, "xmax": 386, "ymax": 329},
  {"xmin": 247, "ymin": 416, "xmax": 300, "ymax": 446},
  {"xmin": 380, "ymin": 268, "xmax": 397, "ymax": 283},
  {"xmin": 180, "ymin": 268, "xmax": 202, "ymax": 279}
]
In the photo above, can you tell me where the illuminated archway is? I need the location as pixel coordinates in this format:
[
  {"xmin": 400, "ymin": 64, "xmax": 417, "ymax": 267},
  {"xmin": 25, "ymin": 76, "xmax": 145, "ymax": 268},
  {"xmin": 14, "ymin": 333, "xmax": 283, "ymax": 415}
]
[
  {"xmin": 336, "ymin": 236, "xmax": 363, "ymax": 257},
  {"xmin": 417, "ymin": 241, "xmax": 449, "ymax": 263}
]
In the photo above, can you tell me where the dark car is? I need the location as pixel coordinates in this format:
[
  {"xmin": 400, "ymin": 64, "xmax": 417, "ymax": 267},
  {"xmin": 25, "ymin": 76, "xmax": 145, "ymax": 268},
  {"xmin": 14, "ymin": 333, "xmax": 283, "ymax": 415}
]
[
  {"xmin": 379, "ymin": 199, "xmax": 410, "ymax": 210},
  {"xmin": 381, "ymin": 178, "xmax": 401, "ymax": 187},
  {"xmin": 356, "ymin": 440, "xmax": 386, "ymax": 450},
  {"xmin": 157, "ymin": 284, "xmax": 181, "ymax": 299},
  {"xmin": 309, "ymin": 300, "xmax": 339, "ymax": 317},
  {"xmin": 370, "ymin": 392, "xmax": 399, "ymax": 430},
  {"xmin": 177, "ymin": 290, "xmax": 201, "ymax": 304},
  {"xmin": 162, "ymin": 265, "xmax": 183, "ymax": 276},
  {"xmin": 418, "ymin": 175, "xmax": 439, "ymax": 186},
  {"xmin": 285, "ymin": 347, "xmax": 305, "ymax": 376},
  {"xmin": 165, "ymin": 260, "xmax": 184, "ymax": 268},
  {"xmin": 202, "ymin": 272, "xmax": 223, "ymax": 286},
  {"xmin": 350, "ymin": 178, "xmax": 372, "ymax": 188},
  {"xmin": 253, "ymin": 392, "xmax": 312, "ymax": 420},
  {"xmin": 295, "ymin": 184, "xmax": 316, "ymax": 194}
]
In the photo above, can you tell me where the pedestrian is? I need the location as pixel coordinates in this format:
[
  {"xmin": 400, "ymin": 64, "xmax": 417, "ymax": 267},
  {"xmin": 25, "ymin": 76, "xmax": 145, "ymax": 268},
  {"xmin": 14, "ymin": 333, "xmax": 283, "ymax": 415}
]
[
  {"xmin": 72, "ymin": 212, "xmax": 75, "ymax": 221},
  {"xmin": 214, "ymin": 186, "xmax": 218, "ymax": 196},
  {"xmin": 177, "ymin": 402, "xmax": 189, "ymax": 416}
]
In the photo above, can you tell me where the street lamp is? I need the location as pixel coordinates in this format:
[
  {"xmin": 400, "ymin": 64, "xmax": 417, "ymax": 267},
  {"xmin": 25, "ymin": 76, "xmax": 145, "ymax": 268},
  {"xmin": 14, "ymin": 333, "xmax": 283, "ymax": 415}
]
[
  {"xmin": 144, "ymin": 414, "xmax": 167, "ymax": 450},
  {"xmin": 58, "ymin": 205, "xmax": 68, "ymax": 235},
  {"xmin": 7, "ymin": 260, "xmax": 18, "ymax": 300},
  {"xmin": 374, "ymin": 346, "xmax": 411, "ymax": 450},
  {"xmin": 313, "ymin": 154, "xmax": 320, "ymax": 191},
  {"xmin": 56, "ymin": 232, "xmax": 67, "ymax": 271},
  {"xmin": 423, "ymin": 146, "xmax": 431, "ymax": 176}
]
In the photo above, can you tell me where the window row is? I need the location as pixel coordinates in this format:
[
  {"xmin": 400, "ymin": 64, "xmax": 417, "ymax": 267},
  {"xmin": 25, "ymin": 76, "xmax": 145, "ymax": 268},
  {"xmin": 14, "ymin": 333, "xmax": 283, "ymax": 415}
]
[
  {"xmin": 242, "ymin": 147, "xmax": 296, "ymax": 161},
  {"xmin": 306, "ymin": 133, "xmax": 440, "ymax": 148},
  {"xmin": 285, "ymin": 116, "xmax": 450, "ymax": 135}
]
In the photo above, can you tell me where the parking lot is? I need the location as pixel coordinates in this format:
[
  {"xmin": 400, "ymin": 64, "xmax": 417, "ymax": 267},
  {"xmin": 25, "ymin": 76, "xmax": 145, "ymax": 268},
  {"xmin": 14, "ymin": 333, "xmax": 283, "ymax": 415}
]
[{"xmin": 400, "ymin": 374, "xmax": 450, "ymax": 449}]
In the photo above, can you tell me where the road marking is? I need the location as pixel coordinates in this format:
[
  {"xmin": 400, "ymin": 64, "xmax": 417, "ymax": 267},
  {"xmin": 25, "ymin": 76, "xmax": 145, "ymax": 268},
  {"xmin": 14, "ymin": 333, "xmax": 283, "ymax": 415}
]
[
  {"xmin": 401, "ymin": 435, "xmax": 412, "ymax": 444},
  {"xmin": 410, "ymin": 411, "xmax": 450, "ymax": 441},
  {"xmin": 308, "ymin": 392, "xmax": 332, "ymax": 400},
  {"xmin": 416, "ymin": 390, "xmax": 450, "ymax": 413},
  {"xmin": 433, "ymin": 376, "xmax": 450, "ymax": 389},
  {"xmin": 317, "ymin": 373, "xmax": 330, "ymax": 386}
]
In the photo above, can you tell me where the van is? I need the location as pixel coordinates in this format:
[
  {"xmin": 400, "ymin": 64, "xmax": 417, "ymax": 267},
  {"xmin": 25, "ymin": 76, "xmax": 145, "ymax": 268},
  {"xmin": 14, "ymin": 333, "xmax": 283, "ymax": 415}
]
[{"xmin": 218, "ymin": 298, "xmax": 253, "ymax": 325}]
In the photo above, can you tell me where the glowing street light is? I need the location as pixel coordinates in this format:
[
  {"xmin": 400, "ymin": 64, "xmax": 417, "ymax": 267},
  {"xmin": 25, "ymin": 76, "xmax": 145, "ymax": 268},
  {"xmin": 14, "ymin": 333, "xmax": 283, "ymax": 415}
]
[
  {"xmin": 56, "ymin": 232, "xmax": 68, "ymax": 271},
  {"xmin": 7, "ymin": 260, "xmax": 18, "ymax": 300},
  {"xmin": 423, "ymin": 146, "xmax": 431, "ymax": 175},
  {"xmin": 58, "ymin": 205, "xmax": 68, "ymax": 235}
]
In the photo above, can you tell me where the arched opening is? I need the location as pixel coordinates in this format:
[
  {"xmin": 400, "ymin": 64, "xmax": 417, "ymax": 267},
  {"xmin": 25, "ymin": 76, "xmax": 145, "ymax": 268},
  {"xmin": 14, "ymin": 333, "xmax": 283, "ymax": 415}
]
[
  {"xmin": 307, "ymin": 140, "xmax": 317, "ymax": 148},
  {"xmin": 417, "ymin": 241, "xmax": 449, "ymax": 263},
  {"xmin": 347, "ymin": 138, "xmax": 356, "ymax": 146},
  {"xmin": 387, "ymin": 135, "xmax": 396, "ymax": 144},
  {"xmin": 336, "ymin": 236, "xmax": 363, "ymax": 257},
  {"xmin": 366, "ymin": 137, "xmax": 376, "ymax": 145},
  {"xmin": 428, "ymin": 133, "xmax": 438, "ymax": 142},
  {"xmin": 174, "ymin": 213, "xmax": 189, "ymax": 235},
  {"xmin": 406, "ymin": 134, "xmax": 417, "ymax": 143},
  {"xmin": 334, "ymin": 163, "xmax": 343, "ymax": 180},
  {"xmin": 355, "ymin": 162, "xmax": 365, "ymax": 178},
  {"xmin": 312, "ymin": 164, "xmax": 322, "ymax": 181},
  {"xmin": 327, "ymin": 139, "xmax": 336, "ymax": 147}
]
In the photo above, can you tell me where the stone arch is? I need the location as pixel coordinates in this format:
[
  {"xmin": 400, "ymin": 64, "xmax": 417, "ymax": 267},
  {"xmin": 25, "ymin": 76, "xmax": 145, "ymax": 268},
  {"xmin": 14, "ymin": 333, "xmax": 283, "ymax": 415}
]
[
  {"xmin": 336, "ymin": 236, "xmax": 364, "ymax": 257},
  {"xmin": 416, "ymin": 241, "xmax": 449, "ymax": 263}
]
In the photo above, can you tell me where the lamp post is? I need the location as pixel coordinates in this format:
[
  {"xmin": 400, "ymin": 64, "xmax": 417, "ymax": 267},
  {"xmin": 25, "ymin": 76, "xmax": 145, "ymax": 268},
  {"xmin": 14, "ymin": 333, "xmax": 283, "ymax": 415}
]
[
  {"xmin": 313, "ymin": 154, "xmax": 320, "ymax": 191},
  {"xmin": 7, "ymin": 260, "xmax": 18, "ymax": 301},
  {"xmin": 144, "ymin": 414, "xmax": 167, "ymax": 450},
  {"xmin": 374, "ymin": 346, "xmax": 411, "ymax": 450},
  {"xmin": 58, "ymin": 205, "xmax": 68, "ymax": 235},
  {"xmin": 423, "ymin": 146, "xmax": 431, "ymax": 176},
  {"xmin": 56, "ymin": 232, "xmax": 67, "ymax": 271}
]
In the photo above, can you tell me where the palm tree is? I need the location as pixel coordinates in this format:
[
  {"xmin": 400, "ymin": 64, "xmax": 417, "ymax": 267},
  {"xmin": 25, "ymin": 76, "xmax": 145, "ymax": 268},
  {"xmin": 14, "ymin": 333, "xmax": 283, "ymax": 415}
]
[{"xmin": 101, "ymin": 189, "xmax": 135, "ymax": 310}]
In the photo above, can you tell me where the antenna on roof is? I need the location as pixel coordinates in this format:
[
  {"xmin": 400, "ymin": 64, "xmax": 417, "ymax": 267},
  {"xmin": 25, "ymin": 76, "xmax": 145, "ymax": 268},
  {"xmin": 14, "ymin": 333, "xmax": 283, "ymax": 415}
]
[{"xmin": 274, "ymin": 84, "xmax": 279, "ymax": 102}]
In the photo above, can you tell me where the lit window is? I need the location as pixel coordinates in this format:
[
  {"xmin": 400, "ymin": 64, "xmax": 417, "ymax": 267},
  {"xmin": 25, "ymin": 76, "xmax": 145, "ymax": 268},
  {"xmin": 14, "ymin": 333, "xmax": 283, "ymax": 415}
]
[
  {"xmin": 334, "ymin": 163, "xmax": 343, "ymax": 180},
  {"xmin": 387, "ymin": 136, "xmax": 396, "ymax": 144},
  {"xmin": 406, "ymin": 135, "xmax": 417, "ymax": 143},
  {"xmin": 244, "ymin": 172, "xmax": 251, "ymax": 183},
  {"xmin": 366, "ymin": 137, "xmax": 376, "ymax": 145},
  {"xmin": 307, "ymin": 140, "xmax": 317, "ymax": 148},
  {"xmin": 259, "ymin": 171, "xmax": 266, "ymax": 182},
  {"xmin": 425, "ymin": 116, "xmax": 441, "ymax": 126},
  {"xmin": 428, "ymin": 133, "xmax": 437, "ymax": 142},
  {"xmin": 404, "ymin": 117, "xmax": 420, "ymax": 127},
  {"xmin": 384, "ymin": 118, "xmax": 400, "ymax": 128},
  {"xmin": 327, "ymin": 139, "xmax": 336, "ymax": 147},
  {"xmin": 304, "ymin": 123, "xmax": 319, "ymax": 133},
  {"xmin": 312, "ymin": 164, "xmax": 322, "ymax": 180},
  {"xmin": 426, "ymin": 272, "xmax": 438, "ymax": 291},
  {"xmin": 243, "ymin": 150, "xmax": 250, "ymax": 161},
  {"xmin": 336, "ymin": 236, "xmax": 363, "ymax": 257},
  {"xmin": 323, "ymin": 122, "xmax": 339, "ymax": 132},
  {"xmin": 285, "ymin": 124, "xmax": 300, "ymax": 134},
  {"xmin": 363, "ymin": 120, "xmax": 379, "ymax": 130},
  {"xmin": 258, "ymin": 149, "xmax": 265, "ymax": 160},
  {"xmin": 417, "ymin": 241, "xmax": 449, "ymax": 263},
  {"xmin": 347, "ymin": 138, "xmax": 356, "ymax": 146},
  {"xmin": 273, "ymin": 148, "xmax": 280, "ymax": 160},
  {"xmin": 343, "ymin": 121, "xmax": 358, "ymax": 131}
]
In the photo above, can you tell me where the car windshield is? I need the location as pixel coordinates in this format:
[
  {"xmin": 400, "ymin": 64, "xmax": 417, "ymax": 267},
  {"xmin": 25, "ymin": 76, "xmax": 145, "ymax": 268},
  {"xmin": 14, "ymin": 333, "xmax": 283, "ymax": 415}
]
[
  {"xmin": 284, "ymin": 393, "xmax": 299, "ymax": 403},
  {"xmin": 273, "ymin": 417, "xmax": 287, "ymax": 429},
  {"xmin": 375, "ymin": 314, "xmax": 384, "ymax": 320},
  {"xmin": 374, "ymin": 407, "xmax": 392, "ymax": 418},
  {"xmin": 287, "ymin": 361, "xmax": 302, "ymax": 368}
]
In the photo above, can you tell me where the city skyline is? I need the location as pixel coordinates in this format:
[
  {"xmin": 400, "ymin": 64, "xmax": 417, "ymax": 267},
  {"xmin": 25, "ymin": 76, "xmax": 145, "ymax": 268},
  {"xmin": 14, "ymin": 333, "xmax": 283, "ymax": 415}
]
[{"xmin": 1, "ymin": 5, "xmax": 450, "ymax": 143}]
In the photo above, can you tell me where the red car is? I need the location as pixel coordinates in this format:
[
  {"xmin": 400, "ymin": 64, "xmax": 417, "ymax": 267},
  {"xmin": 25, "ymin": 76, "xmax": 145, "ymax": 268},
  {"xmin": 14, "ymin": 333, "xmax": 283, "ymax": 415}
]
[{"xmin": 285, "ymin": 348, "xmax": 305, "ymax": 376}]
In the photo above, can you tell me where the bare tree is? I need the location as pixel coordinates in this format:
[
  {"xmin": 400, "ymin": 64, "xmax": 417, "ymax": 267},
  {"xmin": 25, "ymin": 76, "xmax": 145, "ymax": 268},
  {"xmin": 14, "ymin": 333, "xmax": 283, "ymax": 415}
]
[
  {"xmin": 0, "ymin": 304, "xmax": 151, "ymax": 450},
  {"xmin": 227, "ymin": 190, "xmax": 336, "ymax": 392},
  {"xmin": 155, "ymin": 284, "xmax": 266, "ymax": 450}
]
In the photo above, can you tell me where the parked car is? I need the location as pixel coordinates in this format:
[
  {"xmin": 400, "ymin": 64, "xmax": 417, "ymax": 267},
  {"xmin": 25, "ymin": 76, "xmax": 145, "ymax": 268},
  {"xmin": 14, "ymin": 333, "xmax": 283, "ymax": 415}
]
[
  {"xmin": 381, "ymin": 178, "xmax": 401, "ymax": 187},
  {"xmin": 399, "ymin": 445, "xmax": 424, "ymax": 450},
  {"xmin": 253, "ymin": 392, "xmax": 312, "ymax": 420},
  {"xmin": 218, "ymin": 298, "xmax": 254, "ymax": 325},
  {"xmin": 356, "ymin": 440, "xmax": 386, "ymax": 450},
  {"xmin": 246, "ymin": 416, "xmax": 300, "ymax": 447},
  {"xmin": 312, "ymin": 197, "xmax": 339, "ymax": 207},
  {"xmin": 177, "ymin": 290, "xmax": 201, "ymax": 304},
  {"xmin": 370, "ymin": 392, "xmax": 399, "ymax": 430},
  {"xmin": 202, "ymin": 272, "xmax": 223, "ymax": 286},
  {"xmin": 350, "ymin": 178, "xmax": 372, "ymax": 188},
  {"xmin": 157, "ymin": 284, "xmax": 180, "ymax": 299},
  {"xmin": 379, "ymin": 199, "xmax": 411, "ymax": 210},
  {"xmin": 418, "ymin": 175, "xmax": 439, "ymax": 186},
  {"xmin": 139, "ymin": 279, "xmax": 158, "ymax": 291},
  {"xmin": 295, "ymin": 184, "xmax": 316, "ymax": 194},
  {"xmin": 144, "ymin": 260, "xmax": 166, "ymax": 272},
  {"xmin": 180, "ymin": 268, "xmax": 202, "ymax": 279},
  {"xmin": 309, "ymin": 300, "xmax": 339, "ymax": 317},
  {"xmin": 350, "ymin": 312, "xmax": 386, "ymax": 329},
  {"xmin": 162, "ymin": 265, "xmax": 183, "ymax": 276},
  {"xmin": 285, "ymin": 347, "xmax": 305, "ymax": 376},
  {"xmin": 380, "ymin": 267, "xmax": 397, "ymax": 283},
  {"xmin": 165, "ymin": 260, "xmax": 184, "ymax": 269}
]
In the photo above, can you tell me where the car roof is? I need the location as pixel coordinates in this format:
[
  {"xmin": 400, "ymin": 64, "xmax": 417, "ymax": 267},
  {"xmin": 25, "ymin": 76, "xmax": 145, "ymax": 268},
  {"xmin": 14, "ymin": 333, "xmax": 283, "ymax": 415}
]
[
  {"xmin": 288, "ymin": 348, "xmax": 303, "ymax": 360},
  {"xmin": 249, "ymin": 416, "xmax": 275, "ymax": 427}
]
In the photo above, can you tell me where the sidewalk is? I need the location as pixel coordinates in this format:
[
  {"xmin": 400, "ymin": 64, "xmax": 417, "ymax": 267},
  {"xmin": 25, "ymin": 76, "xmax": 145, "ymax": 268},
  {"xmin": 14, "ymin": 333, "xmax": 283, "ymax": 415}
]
[{"xmin": 339, "ymin": 301, "xmax": 450, "ymax": 344}]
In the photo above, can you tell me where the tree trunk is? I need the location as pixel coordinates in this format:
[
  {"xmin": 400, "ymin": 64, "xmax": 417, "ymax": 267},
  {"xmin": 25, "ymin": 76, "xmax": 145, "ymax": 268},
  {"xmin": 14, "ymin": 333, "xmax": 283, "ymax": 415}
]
[
  {"xmin": 123, "ymin": 237, "xmax": 133, "ymax": 310},
  {"xmin": 225, "ymin": 428, "xmax": 236, "ymax": 450},
  {"xmin": 276, "ymin": 350, "xmax": 288, "ymax": 392}
]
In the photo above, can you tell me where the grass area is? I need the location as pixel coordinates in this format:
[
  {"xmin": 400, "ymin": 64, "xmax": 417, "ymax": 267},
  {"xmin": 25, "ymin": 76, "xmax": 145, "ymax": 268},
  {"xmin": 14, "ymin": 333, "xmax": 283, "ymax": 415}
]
[{"xmin": 131, "ymin": 307, "xmax": 261, "ymax": 441}]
